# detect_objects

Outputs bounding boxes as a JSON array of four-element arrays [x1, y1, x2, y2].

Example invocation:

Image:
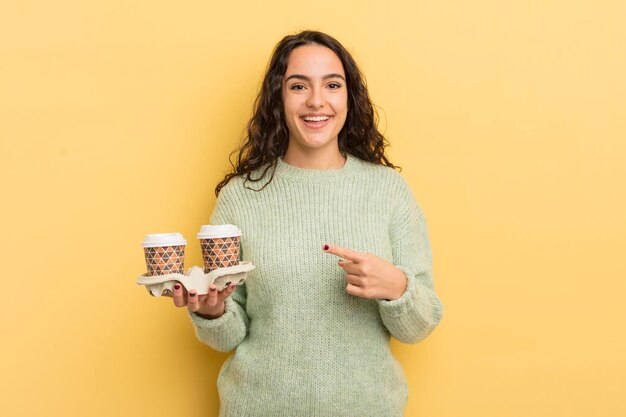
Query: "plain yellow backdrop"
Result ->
[[1, 1, 625, 416]]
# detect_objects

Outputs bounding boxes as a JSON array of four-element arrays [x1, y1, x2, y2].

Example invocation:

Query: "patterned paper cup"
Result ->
[[198, 224, 242, 273], [142, 233, 187, 276]]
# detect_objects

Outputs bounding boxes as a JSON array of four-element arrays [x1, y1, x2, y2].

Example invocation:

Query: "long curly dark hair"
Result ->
[[215, 30, 400, 196]]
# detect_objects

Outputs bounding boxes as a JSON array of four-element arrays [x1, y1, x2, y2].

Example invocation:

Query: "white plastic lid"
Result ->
[[197, 224, 242, 239], [142, 233, 187, 248]]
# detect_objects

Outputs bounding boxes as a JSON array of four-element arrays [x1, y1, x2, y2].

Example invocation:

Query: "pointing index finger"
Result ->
[[323, 244, 362, 262]]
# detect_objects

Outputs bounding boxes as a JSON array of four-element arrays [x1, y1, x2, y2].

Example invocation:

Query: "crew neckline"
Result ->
[[275, 153, 360, 181]]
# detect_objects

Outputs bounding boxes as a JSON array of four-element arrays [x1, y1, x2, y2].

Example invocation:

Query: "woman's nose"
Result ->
[[306, 86, 325, 108]]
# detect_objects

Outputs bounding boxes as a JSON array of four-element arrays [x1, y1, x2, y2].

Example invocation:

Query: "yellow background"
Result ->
[[2, 1, 625, 416]]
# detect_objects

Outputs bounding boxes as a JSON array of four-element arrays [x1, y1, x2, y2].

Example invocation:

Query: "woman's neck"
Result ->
[[281, 146, 346, 170]]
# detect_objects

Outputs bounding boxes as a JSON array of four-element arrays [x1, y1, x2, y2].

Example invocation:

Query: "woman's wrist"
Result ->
[[197, 304, 225, 319], [385, 267, 408, 301]]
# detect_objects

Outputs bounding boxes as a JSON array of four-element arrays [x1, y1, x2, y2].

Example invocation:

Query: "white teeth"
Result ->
[[303, 116, 330, 122]]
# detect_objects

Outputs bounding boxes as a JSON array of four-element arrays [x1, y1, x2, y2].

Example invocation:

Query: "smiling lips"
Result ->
[[301, 114, 332, 128]]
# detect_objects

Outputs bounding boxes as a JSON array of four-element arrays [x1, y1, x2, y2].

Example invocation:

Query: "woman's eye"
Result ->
[[328, 82, 342, 89], [290, 84, 305, 91]]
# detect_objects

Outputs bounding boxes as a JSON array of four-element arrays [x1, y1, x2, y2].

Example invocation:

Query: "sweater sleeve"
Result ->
[[187, 183, 250, 352], [377, 175, 444, 344]]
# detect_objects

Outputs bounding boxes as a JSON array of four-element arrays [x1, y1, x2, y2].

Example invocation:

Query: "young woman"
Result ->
[[172, 30, 443, 417]]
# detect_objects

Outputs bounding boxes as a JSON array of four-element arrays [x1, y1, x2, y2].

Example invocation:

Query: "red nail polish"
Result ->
[[174, 284, 181, 290], [189, 292, 196, 297], [323, 244, 329, 251]]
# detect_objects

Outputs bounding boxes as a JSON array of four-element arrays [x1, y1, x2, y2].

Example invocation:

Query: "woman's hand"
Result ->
[[323, 244, 407, 301], [172, 282, 238, 319]]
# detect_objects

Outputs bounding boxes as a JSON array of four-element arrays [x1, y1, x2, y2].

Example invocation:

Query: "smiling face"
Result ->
[[281, 44, 348, 155]]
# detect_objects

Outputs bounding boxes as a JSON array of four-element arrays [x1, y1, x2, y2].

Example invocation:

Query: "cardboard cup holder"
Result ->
[[136, 261, 255, 297]]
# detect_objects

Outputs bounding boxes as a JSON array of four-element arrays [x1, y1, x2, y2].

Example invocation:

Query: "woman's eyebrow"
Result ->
[[285, 73, 346, 82]]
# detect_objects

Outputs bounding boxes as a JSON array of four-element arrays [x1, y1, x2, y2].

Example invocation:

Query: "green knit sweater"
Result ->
[[188, 153, 443, 417]]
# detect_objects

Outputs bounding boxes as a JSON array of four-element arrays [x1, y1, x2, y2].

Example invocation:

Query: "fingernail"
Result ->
[[209, 287, 216, 292], [189, 292, 196, 297], [323, 244, 329, 251], [229, 284, 236, 290], [174, 284, 181, 290]]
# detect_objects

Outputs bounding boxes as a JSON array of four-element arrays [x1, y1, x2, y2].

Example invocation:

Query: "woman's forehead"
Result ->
[[285, 45, 345, 78]]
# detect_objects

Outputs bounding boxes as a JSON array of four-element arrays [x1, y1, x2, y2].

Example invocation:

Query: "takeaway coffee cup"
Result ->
[[141, 233, 187, 276], [197, 224, 242, 273]]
